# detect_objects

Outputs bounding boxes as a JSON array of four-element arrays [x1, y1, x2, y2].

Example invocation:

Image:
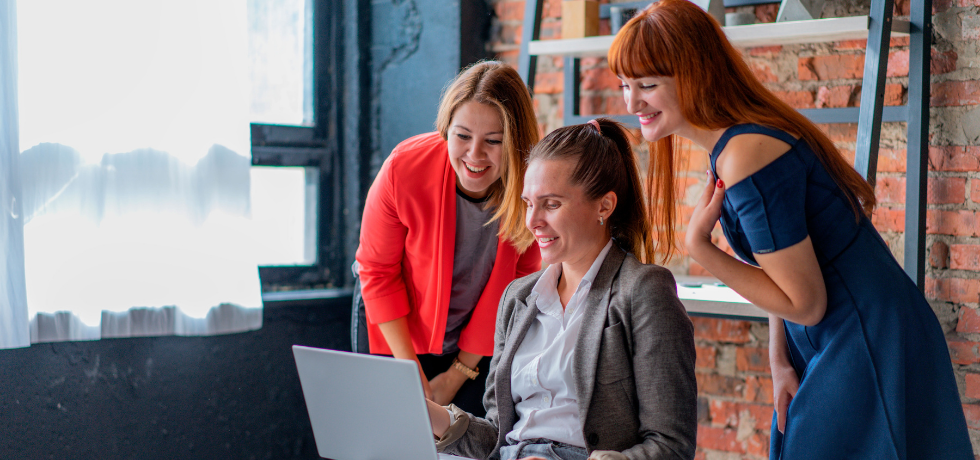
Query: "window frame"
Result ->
[[251, 0, 349, 294]]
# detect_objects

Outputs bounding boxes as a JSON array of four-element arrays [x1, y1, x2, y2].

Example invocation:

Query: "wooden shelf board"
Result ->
[[528, 16, 911, 57]]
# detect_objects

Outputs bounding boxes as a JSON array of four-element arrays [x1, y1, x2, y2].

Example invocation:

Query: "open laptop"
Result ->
[[292, 345, 477, 460]]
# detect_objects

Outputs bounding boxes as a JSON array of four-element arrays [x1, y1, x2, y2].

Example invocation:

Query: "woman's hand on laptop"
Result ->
[[426, 399, 451, 438]]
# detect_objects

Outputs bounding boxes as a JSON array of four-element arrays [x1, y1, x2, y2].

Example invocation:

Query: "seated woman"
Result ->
[[426, 119, 698, 460]]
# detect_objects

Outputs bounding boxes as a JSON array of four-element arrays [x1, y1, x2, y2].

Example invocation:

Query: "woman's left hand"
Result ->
[[685, 171, 726, 256]]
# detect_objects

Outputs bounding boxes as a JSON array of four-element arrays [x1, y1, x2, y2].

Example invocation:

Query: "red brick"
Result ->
[[676, 176, 704, 201], [696, 425, 745, 453], [966, 373, 980, 399], [709, 399, 740, 427], [928, 177, 966, 204], [543, 0, 561, 18], [926, 277, 980, 304], [957, 307, 980, 333], [754, 3, 779, 23], [877, 148, 906, 173], [538, 21, 560, 40], [495, 49, 521, 67], [872, 207, 905, 233], [875, 176, 906, 203], [694, 451, 707, 460], [707, 400, 773, 432], [580, 57, 604, 69], [929, 146, 980, 172], [931, 50, 958, 75], [894, 0, 912, 15], [771, 90, 815, 109], [948, 341, 980, 365], [815, 85, 856, 108], [697, 373, 745, 398], [696, 345, 718, 369], [747, 45, 782, 56], [744, 375, 774, 404], [746, 432, 770, 457], [836, 39, 868, 50], [891, 36, 911, 47], [951, 244, 980, 271], [604, 95, 628, 115], [926, 210, 980, 237], [580, 67, 620, 91], [692, 317, 753, 343], [972, 179, 980, 204], [533, 71, 563, 94], [798, 55, 865, 80], [931, 80, 980, 107], [931, 241, 950, 269], [496, 23, 522, 46], [887, 49, 910, 77], [820, 123, 858, 144], [736, 347, 770, 373], [579, 95, 604, 116], [494, 0, 525, 22], [963, 404, 980, 430], [934, 0, 955, 13], [744, 403, 774, 432], [677, 141, 710, 172], [749, 60, 778, 83], [884, 83, 905, 106]]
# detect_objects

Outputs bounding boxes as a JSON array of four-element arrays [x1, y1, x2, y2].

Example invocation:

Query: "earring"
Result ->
[[599, 216, 604, 226]]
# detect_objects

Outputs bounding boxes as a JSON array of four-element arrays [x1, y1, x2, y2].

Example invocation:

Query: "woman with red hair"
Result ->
[[608, 0, 971, 458]]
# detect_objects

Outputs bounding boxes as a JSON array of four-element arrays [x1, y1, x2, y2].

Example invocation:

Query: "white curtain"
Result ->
[[1, 0, 30, 349], [3, 0, 263, 347]]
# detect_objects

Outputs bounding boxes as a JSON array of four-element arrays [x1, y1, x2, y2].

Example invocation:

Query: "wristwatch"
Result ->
[[451, 358, 479, 380]]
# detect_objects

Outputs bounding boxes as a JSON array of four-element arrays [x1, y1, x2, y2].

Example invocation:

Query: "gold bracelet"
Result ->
[[452, 357, 479, 380]]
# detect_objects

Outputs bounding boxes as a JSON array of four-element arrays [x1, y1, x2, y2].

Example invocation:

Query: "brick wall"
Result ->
[[490, 0, 980, 457]]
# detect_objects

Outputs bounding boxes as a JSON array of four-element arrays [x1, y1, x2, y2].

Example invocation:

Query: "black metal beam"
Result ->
[[563, 57, 581, 123], [905, 0, 932, 289], [853, 0, 895, 187], [518, 0, 545, 90]]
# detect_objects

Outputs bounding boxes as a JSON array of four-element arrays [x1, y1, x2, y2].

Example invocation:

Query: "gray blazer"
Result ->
[[438, 246, 697, 460]]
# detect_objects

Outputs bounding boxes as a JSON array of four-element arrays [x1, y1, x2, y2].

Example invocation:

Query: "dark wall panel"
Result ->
[[0, 298, 351, 460]]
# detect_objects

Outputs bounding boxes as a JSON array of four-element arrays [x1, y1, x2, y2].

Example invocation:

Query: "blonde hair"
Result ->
[[435, 61, 539, 251]]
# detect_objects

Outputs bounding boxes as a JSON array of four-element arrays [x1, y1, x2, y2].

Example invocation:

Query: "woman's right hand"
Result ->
[[769, 316, 799, 433], [771, 357, 799, 433]]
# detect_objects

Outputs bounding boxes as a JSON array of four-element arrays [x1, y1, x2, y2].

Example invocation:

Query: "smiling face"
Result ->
[[446, 101, 505, 200], [522, 158, 613, 272], [620, 75, 686, 143]]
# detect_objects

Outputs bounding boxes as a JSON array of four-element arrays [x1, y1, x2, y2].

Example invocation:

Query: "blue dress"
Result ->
[[709, 124, 973, 459]]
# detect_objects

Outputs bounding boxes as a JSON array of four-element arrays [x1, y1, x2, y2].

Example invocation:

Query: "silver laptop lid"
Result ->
[[292, 345, 440, 460]]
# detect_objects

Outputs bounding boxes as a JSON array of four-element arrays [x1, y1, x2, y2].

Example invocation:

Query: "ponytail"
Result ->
[[529, 118, 658, 263]]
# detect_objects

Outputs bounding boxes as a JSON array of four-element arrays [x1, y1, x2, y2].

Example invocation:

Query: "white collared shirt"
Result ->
[[505, 239, 614, 448]]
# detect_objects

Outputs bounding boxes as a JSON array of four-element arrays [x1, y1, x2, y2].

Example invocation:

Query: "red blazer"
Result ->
[[356, 132, 541, 356]]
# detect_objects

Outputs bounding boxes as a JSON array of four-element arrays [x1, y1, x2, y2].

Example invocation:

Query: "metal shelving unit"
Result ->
[[517, 0, 932, 318]]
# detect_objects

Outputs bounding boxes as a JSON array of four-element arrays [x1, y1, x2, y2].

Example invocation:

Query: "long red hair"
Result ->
[[608, 0, 876, 263]]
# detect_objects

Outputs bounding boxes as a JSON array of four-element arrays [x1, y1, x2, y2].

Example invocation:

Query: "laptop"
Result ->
[[292, 345, 477, 460]]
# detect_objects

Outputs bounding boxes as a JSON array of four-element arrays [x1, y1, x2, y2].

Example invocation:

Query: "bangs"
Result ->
[[608, 13, 674, 79]]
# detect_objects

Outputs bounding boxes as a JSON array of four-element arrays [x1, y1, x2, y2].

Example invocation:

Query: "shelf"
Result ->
[[674, 276, 768, 321], [527, 15, 911, 57]]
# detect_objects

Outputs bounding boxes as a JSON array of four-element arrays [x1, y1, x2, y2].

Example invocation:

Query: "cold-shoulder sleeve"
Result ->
[[724, 155, 808, 255]]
